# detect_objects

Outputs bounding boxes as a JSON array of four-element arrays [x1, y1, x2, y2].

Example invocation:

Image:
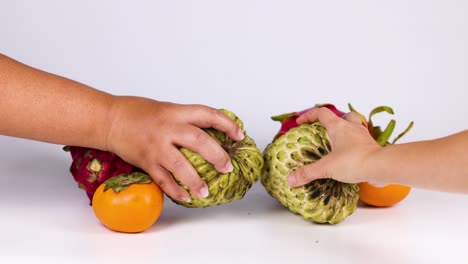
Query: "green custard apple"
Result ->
[[173, 109, 264, 208], [262, 119, 359, 224]]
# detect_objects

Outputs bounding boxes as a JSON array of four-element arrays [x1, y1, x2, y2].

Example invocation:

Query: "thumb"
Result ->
[[342, 112, 364, 125], [287, 155, 335, 187]]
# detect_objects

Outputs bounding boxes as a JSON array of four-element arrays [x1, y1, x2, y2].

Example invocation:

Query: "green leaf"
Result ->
[[347, 103, 358, 113], [103, 172, 152, 193], [377, 120, 396, 146], [271, 112, 297, 122], [368, 106, 394, 128], [391, 121, 414, 145]]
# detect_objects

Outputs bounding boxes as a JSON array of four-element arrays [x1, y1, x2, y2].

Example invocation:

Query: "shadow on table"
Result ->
[[149, 184, 285, 231], [0, 142, 81, 207]]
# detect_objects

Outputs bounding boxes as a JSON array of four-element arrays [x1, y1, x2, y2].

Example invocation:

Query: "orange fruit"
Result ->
[[92, 172, 164, 233], [358, 182, 411, 207]]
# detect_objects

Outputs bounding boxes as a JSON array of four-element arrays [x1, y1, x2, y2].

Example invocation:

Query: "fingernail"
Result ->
[[181, 196, 191, 203], [287, 174, 297, 186], [237, 129, 245, 140], [224, 161, 233, 172], [199, 187, 209, 198]]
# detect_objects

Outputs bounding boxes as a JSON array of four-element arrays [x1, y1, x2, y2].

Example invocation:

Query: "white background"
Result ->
[[1, 1, 467, 263]]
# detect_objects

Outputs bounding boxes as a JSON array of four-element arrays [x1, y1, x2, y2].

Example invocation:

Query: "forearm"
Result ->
[[367, 131, 468, 193], [0, 54, 114, 150]]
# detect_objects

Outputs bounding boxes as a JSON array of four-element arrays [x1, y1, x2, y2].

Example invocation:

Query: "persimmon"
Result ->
[[358, 182, 411, 207], [92, 172, 164, 233]]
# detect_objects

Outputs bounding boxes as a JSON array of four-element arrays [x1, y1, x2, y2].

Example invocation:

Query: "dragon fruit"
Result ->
[[261, 103, 413, 224], [64, 146, 138, 202]]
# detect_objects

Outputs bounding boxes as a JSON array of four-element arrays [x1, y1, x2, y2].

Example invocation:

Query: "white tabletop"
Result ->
[[1, 137, 467, 264]]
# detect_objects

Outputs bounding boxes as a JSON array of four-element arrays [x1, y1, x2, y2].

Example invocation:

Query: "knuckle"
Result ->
[[172, 158, 185, 170], [347, 112, 359, 119], [192, 130, 207, 144], [213, 108, 231, 122], [318, 107, 331, 115], [317, 109, 331, 121], [152, 172, 187, 198], [220, 153, 230, 165], [179, 171, 204, 190], [209, 141, 229, 159], [185, 174, 204, 188], [191, 182, 205, 192], [154, 177, 168, 189], [228, 118, 239, 130], [167, 157, 201, 187], [198, 105, 214, 115], [344, 112, 360, 123], [210, 107, 222, 117], [213, 153, 230, 168], [302, 111, 313, 120]]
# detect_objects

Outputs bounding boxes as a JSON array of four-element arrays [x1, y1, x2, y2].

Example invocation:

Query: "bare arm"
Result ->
[[0, 54, 112, 149], [369, 131, 468, 192], [288, 107, 468, 193], [0, 53, 244, 201]]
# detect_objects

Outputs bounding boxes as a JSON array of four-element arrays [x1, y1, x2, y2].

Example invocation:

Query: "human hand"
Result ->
[[287, 107, 383, 187], [105, 96, 244, 202]]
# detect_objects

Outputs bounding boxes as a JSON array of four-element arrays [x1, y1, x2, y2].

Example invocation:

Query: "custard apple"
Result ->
[[173, 109, 264, 208], [261, 122, 359, 224]]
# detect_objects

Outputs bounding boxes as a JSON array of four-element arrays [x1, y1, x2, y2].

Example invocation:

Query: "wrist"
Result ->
[[361, 146, 389, 186], [100, 94, 118, 152]]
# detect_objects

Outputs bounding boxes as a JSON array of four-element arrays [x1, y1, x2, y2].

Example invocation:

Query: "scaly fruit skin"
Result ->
[[261, 122, 359, 224], [262, 103, 414, 221], [172, 109, 264, 208], [65, 146, 138, 202]]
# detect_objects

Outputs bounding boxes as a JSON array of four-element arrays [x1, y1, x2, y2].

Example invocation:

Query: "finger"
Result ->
[[296, 107, 340, 130], [287, 156, 333, 187], [174, 127, 233, 173], [162, 148, 209, 199], [186, 105, 244, 141], [147, 165, 192, 203], [343, 112, 364, 125]]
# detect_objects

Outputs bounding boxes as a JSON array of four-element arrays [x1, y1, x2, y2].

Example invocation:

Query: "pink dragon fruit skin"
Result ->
[[70, 157, 99, 201], [64, 146, 139, 203], [272, 104, 345, 139]]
